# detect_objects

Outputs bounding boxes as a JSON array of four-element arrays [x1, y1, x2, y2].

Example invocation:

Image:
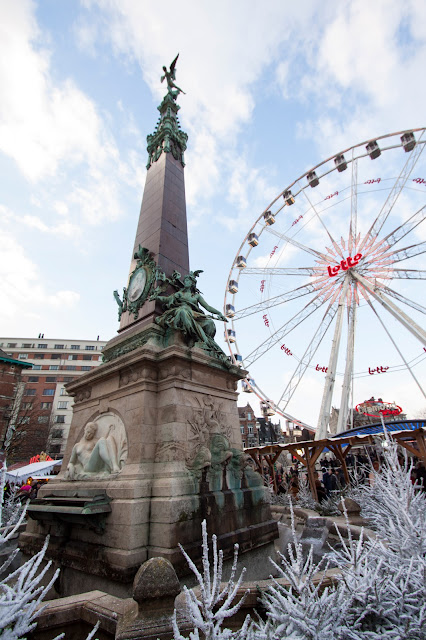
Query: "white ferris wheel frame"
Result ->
[[223, 128, 426, 437]]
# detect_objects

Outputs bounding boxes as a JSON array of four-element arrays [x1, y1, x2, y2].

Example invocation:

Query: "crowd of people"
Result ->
[[261, 449, 426, 501], [3, 477, 48, 503]]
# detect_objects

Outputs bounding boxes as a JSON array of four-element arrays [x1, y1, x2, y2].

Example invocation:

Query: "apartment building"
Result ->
[[238, 403, 258, 448], [0, 336, 107, 462]]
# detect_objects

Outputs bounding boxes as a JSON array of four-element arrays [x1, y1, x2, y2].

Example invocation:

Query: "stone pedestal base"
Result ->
[[20, 325, 278, 597]]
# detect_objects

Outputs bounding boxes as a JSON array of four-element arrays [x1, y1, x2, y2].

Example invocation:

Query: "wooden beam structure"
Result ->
[[245, 427, 426, 497]]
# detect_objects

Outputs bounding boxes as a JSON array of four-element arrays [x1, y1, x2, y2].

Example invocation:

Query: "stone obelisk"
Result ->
[[21, 57, 277, 598]]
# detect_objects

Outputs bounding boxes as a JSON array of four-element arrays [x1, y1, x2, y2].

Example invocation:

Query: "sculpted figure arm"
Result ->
[[197, 295, 227, 322], [64, 444, 80, 480]]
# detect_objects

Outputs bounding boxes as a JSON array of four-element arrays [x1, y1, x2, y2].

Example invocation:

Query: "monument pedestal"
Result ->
[[20, 325, 277, 597]]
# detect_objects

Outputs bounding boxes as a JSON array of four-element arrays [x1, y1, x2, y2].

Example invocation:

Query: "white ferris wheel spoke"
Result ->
[[382, 205, 426, 247], [352, 271, 426, 345], [244, 293, 327, 367], [364, 297, 426, 401], [391, 269, 426, 279], [387, 241, 426, 264], [349, 155, 358, 250], [302, 189, 344, 258], [316, 277, 350, 440], [233, 282, 317, 320], [381, 285, 426, 315], [240, 267, 319, 276], [358, 141, 425, 253], [265, 226, 329, 261], [278, 301, 338, 409]]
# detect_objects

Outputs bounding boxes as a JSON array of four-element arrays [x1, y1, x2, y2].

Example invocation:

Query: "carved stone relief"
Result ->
[[154, 441, 187, 463], [185, 394, 233, 468], [64, 413, 128, 481], [74, 387, 92, 403], [119, 365, 157, 387]]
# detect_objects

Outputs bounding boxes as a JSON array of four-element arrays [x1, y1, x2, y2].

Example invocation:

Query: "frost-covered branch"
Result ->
[[173, 519, 251, 640]]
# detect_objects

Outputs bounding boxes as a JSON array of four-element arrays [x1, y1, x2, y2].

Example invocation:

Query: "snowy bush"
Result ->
[[0, 466, 100, 640], [174, 440, 426, 639], [295, 475, 318, 511], [317, 493, 341, 517], [173, 519, 251, 640], [0, 466, 60, 640], [0, 493, 23, 530]]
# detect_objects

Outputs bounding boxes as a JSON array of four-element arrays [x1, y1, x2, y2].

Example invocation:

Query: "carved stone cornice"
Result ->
[[102, 326, 163, 363]]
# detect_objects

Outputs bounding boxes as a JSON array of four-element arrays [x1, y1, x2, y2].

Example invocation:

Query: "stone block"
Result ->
[[103, 547, 148, 570]]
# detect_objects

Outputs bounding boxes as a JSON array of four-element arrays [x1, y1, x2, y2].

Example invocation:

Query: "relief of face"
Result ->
[[84, 422, 97, 440]]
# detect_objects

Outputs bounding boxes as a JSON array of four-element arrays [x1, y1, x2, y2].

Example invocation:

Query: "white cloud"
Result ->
[[0, 2, 116, 182], [0, 228, 80, 328], [296, 1, 426, 154], [21, 215, 81, 237], [53, 201, 69, 216], [80, 0, 321, 212]]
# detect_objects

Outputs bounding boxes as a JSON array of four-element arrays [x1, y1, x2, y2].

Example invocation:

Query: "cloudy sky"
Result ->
[[1, 0, 425, 425]]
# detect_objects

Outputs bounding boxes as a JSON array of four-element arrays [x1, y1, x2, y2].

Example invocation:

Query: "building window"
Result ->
[[71, 345, 80, 350], [51, 354, 61, 359], [28, 376, 39, 382], [58, 401, 68, 409], [59, 387, 67, 395], [55, 415, 65, 423], [82, 355, 92, 360], [24, 389, 36, 396], [41, 402, 52, 409], [50, 444, 61, 454], [98, 356, 102, 361], [18, 416, 30, 424], [38, 416, 49, 423], [22, 343, 32, 348], [247, 412, 252, 420], [54, 345, 64, 349], [21, 402, 33, 410], [43, 389, 55, 396], [32, 365, 42, 370], [240, 426, 245, 434], [34, 354, 44, 359], [63, 377, 75, 382], [45, 377, 57, 382], [7, 343, 17, 348], [52, 430, 63, 439], [81, 366, 91, 371], [85, 346, 95, 350], [248, 425, 253, 434], [38, 344, 47, 349], [18, 353, 28, 360], [49, 365, 59, 370], [65, 366, 76, 371]]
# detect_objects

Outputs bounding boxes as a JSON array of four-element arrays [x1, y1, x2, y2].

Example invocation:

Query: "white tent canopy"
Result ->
[[5, 460, 62, 485]]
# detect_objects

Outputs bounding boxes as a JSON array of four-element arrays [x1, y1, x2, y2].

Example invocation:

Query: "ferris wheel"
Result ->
[[224, 129, 426, 438]]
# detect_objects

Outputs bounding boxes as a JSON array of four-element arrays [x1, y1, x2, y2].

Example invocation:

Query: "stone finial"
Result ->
[[132, 557, 181, 604]]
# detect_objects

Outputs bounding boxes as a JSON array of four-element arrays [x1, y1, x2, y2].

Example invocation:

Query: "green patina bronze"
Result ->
[[161, 54, 185, 99], [150, 269, 231, 366], [146, 55, 188, 169], [102, 324, 163, 363], [113, 246, 157, 321]]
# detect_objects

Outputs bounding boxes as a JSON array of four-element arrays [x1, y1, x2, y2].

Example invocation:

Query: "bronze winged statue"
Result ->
[[161, 53, 186, 99]]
